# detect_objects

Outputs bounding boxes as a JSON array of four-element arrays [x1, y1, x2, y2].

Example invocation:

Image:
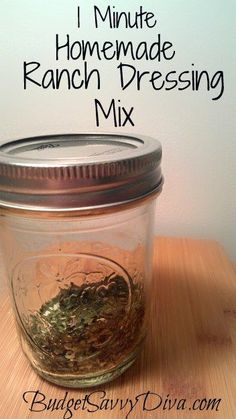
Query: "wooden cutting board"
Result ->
[[0, 237, 236, 419]]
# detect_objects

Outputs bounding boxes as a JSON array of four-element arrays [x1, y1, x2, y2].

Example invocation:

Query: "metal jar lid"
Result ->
[[0, 133, 163, 211]]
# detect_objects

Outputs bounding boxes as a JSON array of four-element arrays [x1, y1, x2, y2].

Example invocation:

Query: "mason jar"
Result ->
[[0, 133, 163, 387]]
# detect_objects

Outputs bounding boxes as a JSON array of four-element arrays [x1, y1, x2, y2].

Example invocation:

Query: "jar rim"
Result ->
[[0, 133, 163, 211]]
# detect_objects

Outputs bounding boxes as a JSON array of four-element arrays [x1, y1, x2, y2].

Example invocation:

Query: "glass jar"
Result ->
[[0, 133, 163, 387]]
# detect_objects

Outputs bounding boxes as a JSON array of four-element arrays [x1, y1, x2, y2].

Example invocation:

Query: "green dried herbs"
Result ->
[[24, 274, 145, 376]]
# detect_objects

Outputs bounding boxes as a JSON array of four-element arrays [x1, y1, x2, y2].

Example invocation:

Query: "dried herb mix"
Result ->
[[23, 273, 145, 376]]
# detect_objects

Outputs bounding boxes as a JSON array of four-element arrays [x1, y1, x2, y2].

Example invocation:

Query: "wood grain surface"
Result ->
[[0, 237, 236, 419]]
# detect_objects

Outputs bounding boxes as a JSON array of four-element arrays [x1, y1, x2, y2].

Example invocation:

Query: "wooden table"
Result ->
[[0, 237, 236, 418]]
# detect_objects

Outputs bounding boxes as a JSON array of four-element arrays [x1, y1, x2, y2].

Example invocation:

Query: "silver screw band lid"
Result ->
[[0, 133, 163, 211]]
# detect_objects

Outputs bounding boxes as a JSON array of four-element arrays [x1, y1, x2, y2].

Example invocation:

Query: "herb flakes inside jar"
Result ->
[[25, 273, 145, 375]]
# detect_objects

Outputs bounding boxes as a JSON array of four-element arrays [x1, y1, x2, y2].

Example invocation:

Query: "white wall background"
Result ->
[[0, 0, 236, 258]]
